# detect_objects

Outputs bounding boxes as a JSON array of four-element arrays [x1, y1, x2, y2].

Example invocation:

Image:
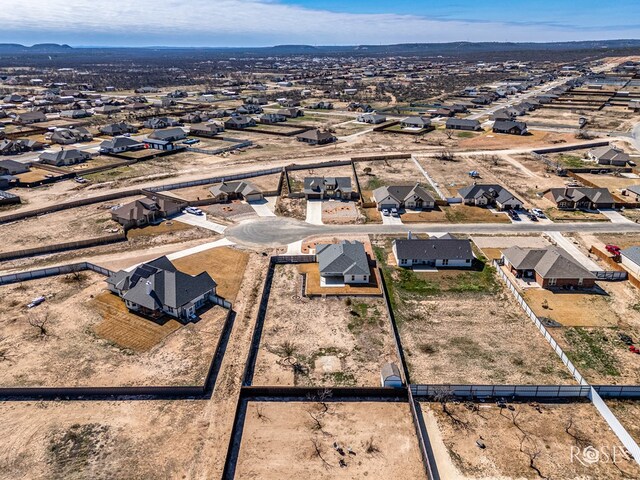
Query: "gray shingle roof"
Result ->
[[621, 246, 640, 266], [503, 246, 596, 279], [303, 176, 352, 194], [457, 184, 521, 205], [317, 240, 370, 277], [394, 238, 473, 261], [373, 184, 434, 205]]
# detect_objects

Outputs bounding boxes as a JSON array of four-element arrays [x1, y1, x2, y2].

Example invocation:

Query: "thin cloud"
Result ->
[[0, 0, 638, 46]]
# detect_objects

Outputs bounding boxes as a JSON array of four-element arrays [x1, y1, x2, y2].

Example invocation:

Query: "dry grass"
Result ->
[[93, 291, 182, 352], [545, 208, 610, 222], [172, 246, 249, 301], [444, 205, 511, 223], [126, 220, 195, 238], [523, 287, 618, 327]]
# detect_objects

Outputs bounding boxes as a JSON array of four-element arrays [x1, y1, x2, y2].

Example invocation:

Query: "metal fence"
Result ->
[[411, 384, 591, 399], [594, 270, 628, 281], [144, 167, 284, 193], [0, 262, 113, 286], [493, 260, 588, 386]]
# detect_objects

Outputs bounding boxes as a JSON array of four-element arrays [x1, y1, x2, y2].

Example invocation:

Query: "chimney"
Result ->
[[407, 231, 412, 240]]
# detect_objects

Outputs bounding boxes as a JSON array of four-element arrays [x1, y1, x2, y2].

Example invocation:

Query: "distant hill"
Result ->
[[0, 43, 72, 53]]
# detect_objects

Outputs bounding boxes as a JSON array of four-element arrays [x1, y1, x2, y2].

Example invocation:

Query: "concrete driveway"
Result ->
[[249, 197, 277, 217], [305, 199, 324, 225], [545, 231, 602, 272], [173, 212, 227, 234], [600, 209, 634, 224], [382, 213, 403, 225]]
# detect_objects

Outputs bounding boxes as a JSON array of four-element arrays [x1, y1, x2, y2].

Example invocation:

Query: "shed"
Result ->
[[380, 363, 403, 388]]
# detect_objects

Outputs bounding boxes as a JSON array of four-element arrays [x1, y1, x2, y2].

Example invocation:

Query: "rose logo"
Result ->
[[582, 446, 600, 465]]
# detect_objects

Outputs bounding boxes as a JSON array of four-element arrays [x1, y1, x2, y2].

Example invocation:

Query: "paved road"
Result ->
[[225, 217, 640, 247], [173, 212, 228, 234], [545, 231, 602, 272]]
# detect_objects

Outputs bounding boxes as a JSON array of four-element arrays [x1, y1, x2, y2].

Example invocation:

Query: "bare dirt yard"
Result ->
[[253, 264, 399, 387], [375, 240, 575, 385], [275, 195, 306, 220], [0, 198, 137, 253], [167, 173, 282, 202], [353, 157, 430, 201], [0, 270, 229, 387], [607, 400, 640, 446], [424, 401, 640, 479], [0, 399, 210, 480], [458, 130, 577, 151], [235, 401, 427, 480], [321, 200, 360, 224]]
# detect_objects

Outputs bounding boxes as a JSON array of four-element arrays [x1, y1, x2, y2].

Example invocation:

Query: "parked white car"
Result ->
[[381, 209, 390, 216], [184, 207, 203, 215]]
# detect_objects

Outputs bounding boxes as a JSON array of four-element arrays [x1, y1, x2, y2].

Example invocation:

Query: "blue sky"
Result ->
[[0, 0, 638, 47]]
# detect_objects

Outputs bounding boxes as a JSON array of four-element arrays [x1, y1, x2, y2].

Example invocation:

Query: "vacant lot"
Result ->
[[607, 400, 640, 446], [574, 172, 640, 193], [0, 199, 131, 253], [377, 245, 575, 385], [321, 200, 360, 224], [235, 402, 426, 480], [545, 208, 610, 222], [353, 158, 428, 201], [0, 271, 228, 387], [253, 264, 398, 387], [0, 399, 208, 480], [424, 401, 640, 479], [458, 130, 576, 150]]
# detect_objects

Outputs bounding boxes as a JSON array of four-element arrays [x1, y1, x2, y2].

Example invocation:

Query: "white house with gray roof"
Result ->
[[316, 240, 370, 285], [393, 238, 474, 268], [106, 256, 217, 320], [373, 184, 435, 211]]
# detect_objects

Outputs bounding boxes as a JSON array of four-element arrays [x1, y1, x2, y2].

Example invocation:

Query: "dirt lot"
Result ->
[[207, 201, 257, 221], [298, 263, 382, 296], [253, 264, 399, 387], [458, 130, 577, 151], [322, 200, 360, 224], [545, 207, 610, 222], [0, 197, 141, 253], [424, 401, 640, 479], [574, 172, 640, 193], [607, 400, 640, 446], [377, 246, 575, 385], [0, 399, 209, 480], [0, 272, 228, 387], [353, 158, 429, 201], [275, 195, 306, 220], [235, 401, 427, 480]]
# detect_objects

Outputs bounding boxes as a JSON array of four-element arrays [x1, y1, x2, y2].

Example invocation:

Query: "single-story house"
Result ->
[[380, 363, 403, 388], [373, 184, 435, 211], [544, 187, 615, 210], [458, 184, 523, 210], [50, 127, 93, 145], [60, 109, 91, 119], [588, 146, 630, 166], [100, 122, 138, 136], [303, 176, 353, 200], [493, 119, 528, 135], [626, 185, 640, 202], [99, 136, 144, 154], [296, 129, 337, 145], [106, 256, 217, 321], [280, 107, 304, 118], [620, 247, 640, 277], [308, 101, 333, 110], [144, 117, 181, 129], [358, 113, 387, 124], [316, 240, 371, 285], [445, 118, 482, 131], [209, 181, 263, 202], [393, 237, 474, 268], [0, 159, 29, 175], [502, 246, 597, 289], [16, 111, 46, 124], [111, 196, 183, 229], [400, 116, 431, 129], [259, 113, 286, 124], [144, 127, 188, 150], [224, 115, 256, 129], [39, 148, 90, 166], [189, 122, 225, 137]]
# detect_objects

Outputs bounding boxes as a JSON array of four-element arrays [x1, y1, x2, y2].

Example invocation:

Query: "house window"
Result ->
[[401, 259, 407, 265], [351, 275, 355, 281], [466, 259, 471, 263], [578, 278, 583, 286], [442, 259, 449, 266], [548, 278, 557, 286]]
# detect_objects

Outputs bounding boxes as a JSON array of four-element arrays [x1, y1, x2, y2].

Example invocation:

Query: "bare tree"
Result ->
[[310, 437, 332, 469], [433, 386, 467, 429], [28, 311, 51, 339], [445, 129, 454, 140]]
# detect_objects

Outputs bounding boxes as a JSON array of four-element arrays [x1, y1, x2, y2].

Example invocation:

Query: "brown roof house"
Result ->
[[544, 187, 615, 210], [111, 196, 183, 230], [502, 246, 596, 289], [209, 180, 264, 202], [106, 256, 217, 321]]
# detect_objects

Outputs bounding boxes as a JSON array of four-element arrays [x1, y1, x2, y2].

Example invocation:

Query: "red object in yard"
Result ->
[[605, 244, 621, 256], [630, 346, 640, 354]]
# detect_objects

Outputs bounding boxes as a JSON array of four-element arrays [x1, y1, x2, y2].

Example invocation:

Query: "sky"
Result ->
[[0, 0, 639, 47]]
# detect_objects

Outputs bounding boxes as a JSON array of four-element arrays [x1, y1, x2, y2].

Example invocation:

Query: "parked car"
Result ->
[[391, 208, 399, 217], [184, 206, 203, 215], [508, 210, 520, 221], [381, 209, 390, 216], [527, 213, 538, 222], [182, 138, 200, 145], [531, 208, 545, 218], [74, 176, 87, 183]]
